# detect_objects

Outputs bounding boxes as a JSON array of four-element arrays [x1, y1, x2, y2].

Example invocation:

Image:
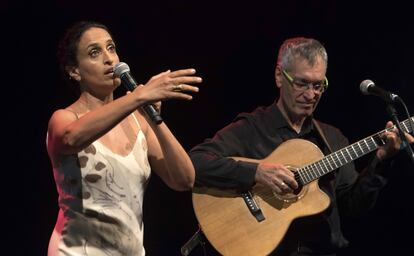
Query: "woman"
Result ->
[[47, 21, 202, 255]]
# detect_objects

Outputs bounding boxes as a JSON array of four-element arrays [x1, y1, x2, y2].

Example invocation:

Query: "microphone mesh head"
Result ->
[[360, 79, 375, 95], [113, 62, 130, 78]]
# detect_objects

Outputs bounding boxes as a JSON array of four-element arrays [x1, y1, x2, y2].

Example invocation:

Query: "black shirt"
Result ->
[[190, 102, 388, 255]]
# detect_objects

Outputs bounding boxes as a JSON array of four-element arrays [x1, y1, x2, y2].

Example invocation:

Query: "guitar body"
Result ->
[[192, 139, 331, 256]]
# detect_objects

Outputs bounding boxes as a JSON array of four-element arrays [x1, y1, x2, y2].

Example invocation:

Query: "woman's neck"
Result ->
[[77, 92, 114, 111]]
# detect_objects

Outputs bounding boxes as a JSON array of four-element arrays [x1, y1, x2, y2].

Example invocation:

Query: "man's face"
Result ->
[[276, 56, 327, 120]]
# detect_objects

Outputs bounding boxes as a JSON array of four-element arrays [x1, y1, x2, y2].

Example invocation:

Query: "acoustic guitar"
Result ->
[[192, 117, 413, 256]]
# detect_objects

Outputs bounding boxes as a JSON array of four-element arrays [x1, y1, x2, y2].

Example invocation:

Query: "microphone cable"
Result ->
[[395, 97, 414, 136], [390, 96, 414, 163]]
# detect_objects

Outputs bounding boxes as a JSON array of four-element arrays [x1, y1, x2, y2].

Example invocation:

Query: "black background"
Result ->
[[2, 0, 414, 255]]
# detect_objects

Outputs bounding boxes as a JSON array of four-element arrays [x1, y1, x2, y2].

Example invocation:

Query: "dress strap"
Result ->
[[131, 112, 141, 129], [65, 108, 80, 119]]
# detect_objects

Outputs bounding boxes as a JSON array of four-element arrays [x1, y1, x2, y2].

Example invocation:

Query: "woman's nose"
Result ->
[[103, 50, 115, 65]]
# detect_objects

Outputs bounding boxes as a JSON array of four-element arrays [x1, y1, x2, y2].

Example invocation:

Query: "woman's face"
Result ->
[[69, 27, 120, 96]]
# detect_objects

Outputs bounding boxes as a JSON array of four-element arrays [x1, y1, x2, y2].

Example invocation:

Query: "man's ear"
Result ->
[[275, 65, 283, 89], [66, 66, 81, 82]]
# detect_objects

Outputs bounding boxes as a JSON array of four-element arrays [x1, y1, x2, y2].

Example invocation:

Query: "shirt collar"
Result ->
[[271, 102, 314, 135]]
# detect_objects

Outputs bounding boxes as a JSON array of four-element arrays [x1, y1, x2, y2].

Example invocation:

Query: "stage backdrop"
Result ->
[[2, 1, 413, 255]]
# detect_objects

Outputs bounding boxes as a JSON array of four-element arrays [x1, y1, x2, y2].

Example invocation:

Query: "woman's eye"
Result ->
[[89, 49, 100, 58], [108, 44, 116, 52]]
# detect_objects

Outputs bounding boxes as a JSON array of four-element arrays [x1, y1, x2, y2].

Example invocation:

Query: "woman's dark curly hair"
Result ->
[[57, 21, 112, 84]]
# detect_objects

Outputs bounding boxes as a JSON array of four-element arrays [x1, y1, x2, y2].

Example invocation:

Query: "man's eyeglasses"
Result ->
[[282, 69, 329, 93]]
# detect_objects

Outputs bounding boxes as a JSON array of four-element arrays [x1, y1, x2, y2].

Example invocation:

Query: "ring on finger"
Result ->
[[172, 84, 183, 91]]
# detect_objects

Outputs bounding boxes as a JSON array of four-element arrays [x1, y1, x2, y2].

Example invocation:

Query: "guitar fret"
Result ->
[[307, 166, 314, 182], [325, 157, 332, 170], [303, 166, 311, 182], [321, 161, 327, 175], [326, 156, 333, 169], [317, 161, 324, 176], [297, 169, 305, 184], [362, 141, 369, 152], [350, 144, 357, 158], [366, 139, 373, 151], [373, 133, 385, 146], [309, 165, 316, 181], [322, 159, 329, 172], [367, 140, 373, 150], [405, 119, 411, 133], [313, 163, 320, 177], [300, 169, 307, 184], [307, 165, 314, 181], [301, 166, 308, 182], [334, 155, 340, 168], [357, 142, 364, 155], [330, 155, 338, 169], [350, 145, 358, 159], [340, 152, 346, 164], [296, 169, 301, 183], [340, 150, 349, 163], [371, 141, 377, 149], [369, 137, 377, 148], [361, 142, 366, 152], [298, 168, 305, 183], [402, 119, 407, 132], [361, 142, 367, 153], [403, 121, 408, 133], [329, 154, 336, 170], [314, 163, 321, 177], [335, 152, 343, 166], [315, 163, 321, 177], [328, 158, 334, 171], [305, 166, 312, 181], [335, 153, 342, 166], [345, 147, 354, 160], [309, 164, 317, 180], [302, 169, 308, 184], [363, 139, 370, 151], [369, 137, 377, 150], [349, 148, 355, 159], [356, 143, 363, 155]]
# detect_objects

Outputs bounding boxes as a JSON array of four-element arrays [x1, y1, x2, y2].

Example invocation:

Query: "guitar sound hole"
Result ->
[[272, 183, 307, 203], [293, 184, 303, 195]]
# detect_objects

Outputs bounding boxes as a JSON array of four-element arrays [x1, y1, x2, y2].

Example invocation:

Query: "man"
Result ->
[[189, 37, 414, 255]]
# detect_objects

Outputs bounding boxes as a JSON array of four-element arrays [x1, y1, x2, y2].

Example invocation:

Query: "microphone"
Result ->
[[113, 62, 163, 124], [360, 79, 399, 103]]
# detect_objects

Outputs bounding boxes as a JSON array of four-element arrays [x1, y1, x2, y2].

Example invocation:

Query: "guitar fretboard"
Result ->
[[295, 117, 414, 185]]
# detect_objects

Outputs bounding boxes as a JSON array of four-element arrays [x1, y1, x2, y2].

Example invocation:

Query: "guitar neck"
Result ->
[[297, 117, 414, 185]]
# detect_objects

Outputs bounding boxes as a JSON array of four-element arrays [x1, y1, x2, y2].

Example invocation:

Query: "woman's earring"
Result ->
[[69, 76, 80, 82]]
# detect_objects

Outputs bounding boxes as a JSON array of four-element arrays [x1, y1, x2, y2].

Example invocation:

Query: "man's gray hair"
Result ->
[[277, 37, 328, 72]]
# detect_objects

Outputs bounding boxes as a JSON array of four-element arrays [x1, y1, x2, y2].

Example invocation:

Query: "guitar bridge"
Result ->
[[241, 191, 265, 222]]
